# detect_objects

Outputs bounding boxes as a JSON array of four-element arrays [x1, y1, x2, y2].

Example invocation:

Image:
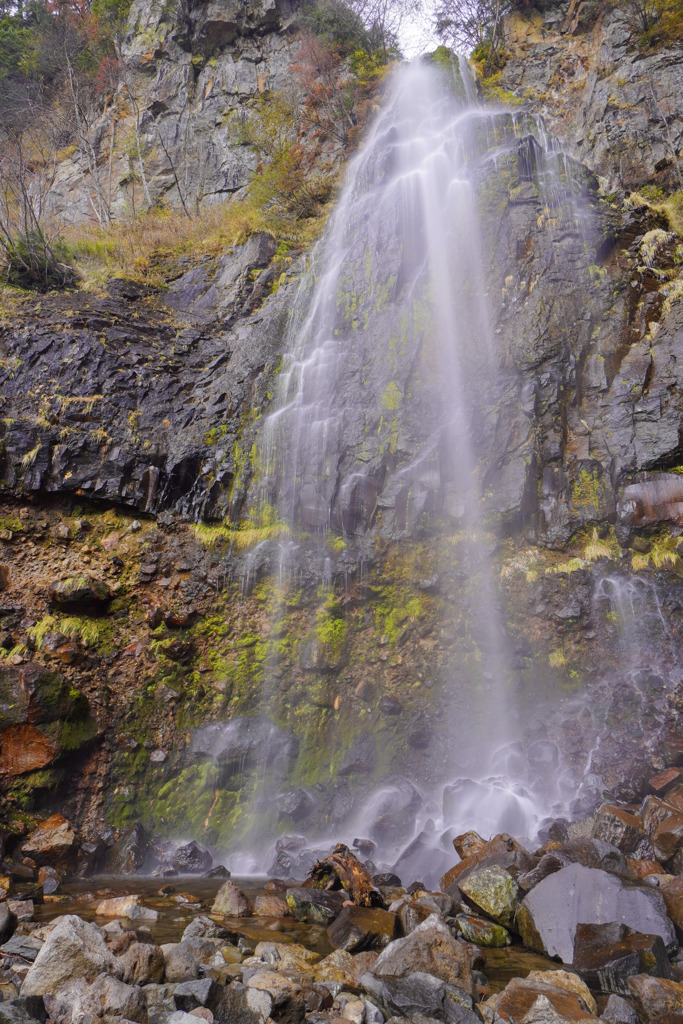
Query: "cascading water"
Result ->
[[209, 58, 602, 880]]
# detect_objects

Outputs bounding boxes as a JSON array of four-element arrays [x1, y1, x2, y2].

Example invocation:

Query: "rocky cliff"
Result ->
[[0, 0, 682, 865]]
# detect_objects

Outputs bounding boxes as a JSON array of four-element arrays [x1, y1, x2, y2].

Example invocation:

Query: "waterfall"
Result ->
[[213, 58, 598, 879]]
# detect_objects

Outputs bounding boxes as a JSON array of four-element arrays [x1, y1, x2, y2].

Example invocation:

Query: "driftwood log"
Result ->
[[307, 843, 383, 906]]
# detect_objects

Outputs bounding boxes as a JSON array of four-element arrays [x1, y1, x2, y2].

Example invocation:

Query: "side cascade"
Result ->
[[213, 57, 604, 881]]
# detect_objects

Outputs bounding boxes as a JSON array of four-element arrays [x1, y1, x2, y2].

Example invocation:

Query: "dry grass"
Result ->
[[62, 195, 330, 291]]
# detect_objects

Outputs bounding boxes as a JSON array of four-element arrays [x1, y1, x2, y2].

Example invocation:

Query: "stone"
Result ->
[[8, 900, 33, 922], [453, 832, 486, 860], [245, 971, 305, 1024], [96, 895, 159, 921], [662, 876, 683, 936], [0, 997, 46, 1024], [361, 970, 478, 1024], [456, 913, 510, 947], [181, 916, 229, 941], [0, 725, 58, 777], [45, 973, 146, 1024], [372, 913, 476, 995], [211, 880, 253, 917], [593, 806, 652, 859], [118, 942, 165, 985], [100, 822, 150, 874], [601, 994, 640, 1024], [253, 941, 320, 973], [627, 976, 683, 1020], [21, 814, 77, 871], [21, 916, 120, 996], [142, 982, 177, 1022], [651, 769, 683, 794], [327, 905, 398, 952], [285, 887, 345, 925], [495, 972, 599, 1024], [48, 576, 111, 611], [174, 979, 222, 1012], [213, 983, 272, 1024], [516, 864, 676, 964], [0, 903, 17, 944], [573, 922, 672, 994], [458, 865, 521, 928], [654, 816, 683, 863], [440, 834, 531, 895], [253, 895, 289, 917], [161, 942, 203, 983], [172, 842, 213, 874]]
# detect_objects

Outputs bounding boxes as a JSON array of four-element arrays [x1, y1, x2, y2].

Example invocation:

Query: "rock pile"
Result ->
[[5, 783, 683, 1021]]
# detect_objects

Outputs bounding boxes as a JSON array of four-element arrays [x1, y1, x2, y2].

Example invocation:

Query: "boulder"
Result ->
[[142, 982, 177, 1022], [593, 806, 651, 859], [245, 971, 305, 1024], [654, 816, 683, 863], [453, 832, 486, 860], [627, 976, 683, 1020], [327, 905, 398, 952], [458, 865, 521, 928], [22, 915, 120, 996], [213, 983, 272, 1024], [253, 895, 289, 917], [48, 576, 111, 611], [361, 970, 479, 1023], [45, 973, 146, 1024], [285, 888, 345, 925], [601, 994, 640, 1024], [573, 922, 671, 994], [181, 916, 229, 941], [372, 914, 476, 995], [100, 822, 150, 874], [516, 864, 676, 964], [96, 895, 158, 922], [456, 913, 510, 947], [440, 834, 531, 896], [0, 903, 17, 944], [211, 880, 253, 917], [494, 971, 599, 1024], [661, 876, 683, 936], [174, 979, 222, 1012], [171, 842, 213, 874], [0, 998, 46, 1024], [21, 815, 78, 871], [118, 942, 165, 985], [161, 942, 203, 983]]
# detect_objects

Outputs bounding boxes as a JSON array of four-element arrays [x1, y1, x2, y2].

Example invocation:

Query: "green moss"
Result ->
[[315, 611, 346, 658], [570, 468, 610, 516]]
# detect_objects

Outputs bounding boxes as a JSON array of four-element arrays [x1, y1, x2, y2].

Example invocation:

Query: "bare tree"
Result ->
[[433, 0, 516, 57]]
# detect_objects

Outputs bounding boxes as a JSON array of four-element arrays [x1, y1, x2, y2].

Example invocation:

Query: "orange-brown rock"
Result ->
[[254, 895, 289, 918], [0, 724, 58, 777], [650, 768, 683, 794], [440, 834, 531, 894], [21, 813, 78, 869], [627, 976, 683, 1020], [628, 859, 666, 879], [496, 972, 599, 1023], [654, 815, 683, 862], [661, 876, 683, 936], [453, 831, 486, 860]]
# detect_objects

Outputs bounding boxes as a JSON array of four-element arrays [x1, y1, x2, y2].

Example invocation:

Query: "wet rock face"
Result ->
[[500, 2, 683, 191], [0, 236, 291, 523]]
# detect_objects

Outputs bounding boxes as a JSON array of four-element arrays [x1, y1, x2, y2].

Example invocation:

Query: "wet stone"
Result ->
[[285, 888, 345, 926], [327, 905, 398, 953], [516, 863, 676, 964], [211, 880, 253, 918], [458, 864, 521, 928], [456, 913, 511, 948], [573, 922, 672, 994]]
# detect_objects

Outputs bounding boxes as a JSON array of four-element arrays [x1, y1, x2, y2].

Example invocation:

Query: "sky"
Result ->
[[399, 4, 441, 57]]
